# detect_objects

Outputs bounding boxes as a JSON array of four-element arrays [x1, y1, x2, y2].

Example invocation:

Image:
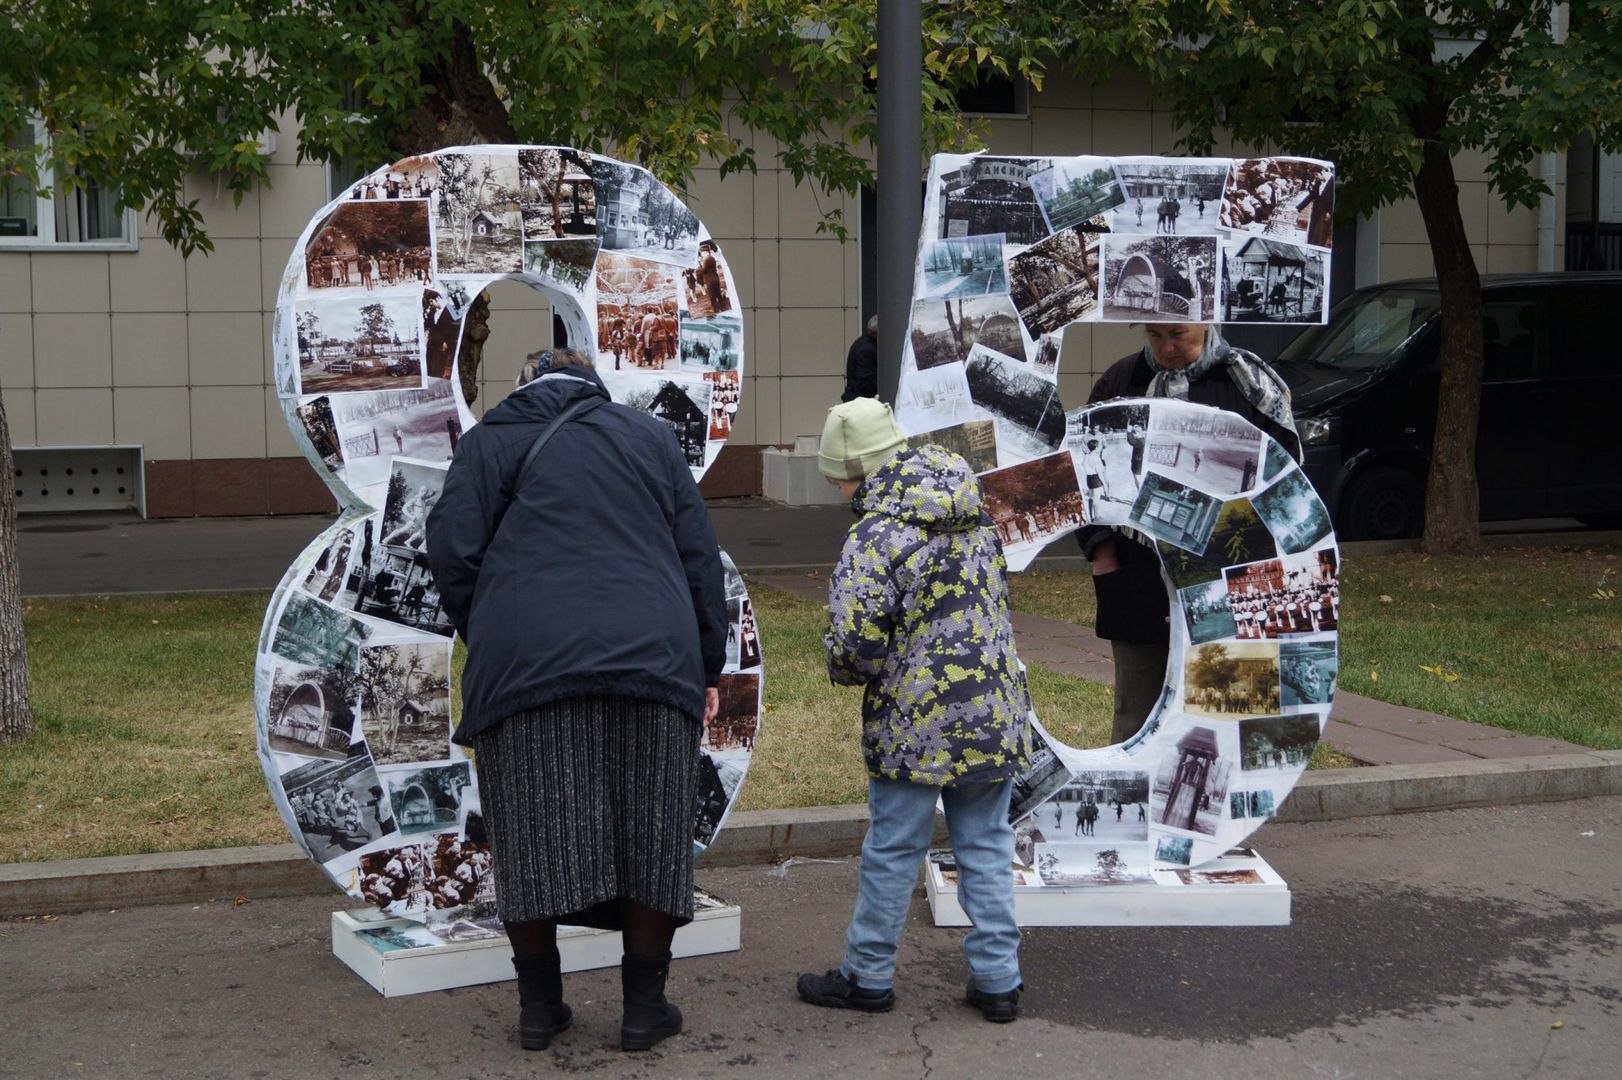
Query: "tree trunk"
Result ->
[[0, 386, 34, 744], [1412, 138, 1485, 554]]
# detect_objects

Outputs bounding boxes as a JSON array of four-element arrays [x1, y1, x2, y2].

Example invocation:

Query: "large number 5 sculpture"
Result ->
[[256, 146, 759, 922]]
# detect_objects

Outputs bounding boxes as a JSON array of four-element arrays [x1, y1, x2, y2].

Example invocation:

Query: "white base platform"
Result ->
[[925, 847, 1291, 927], [332, 895, 742, 997]]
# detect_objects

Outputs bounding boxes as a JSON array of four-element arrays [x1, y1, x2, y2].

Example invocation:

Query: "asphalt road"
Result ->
[[3, 798, 1617, 1079]]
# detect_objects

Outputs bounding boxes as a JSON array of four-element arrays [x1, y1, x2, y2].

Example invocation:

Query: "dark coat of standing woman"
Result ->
[[842, 315, 879, 401], [426, 350, 726, 1054], [1076, 323, 1300, 745]]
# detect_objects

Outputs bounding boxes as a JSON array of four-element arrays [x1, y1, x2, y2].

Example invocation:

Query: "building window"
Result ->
[[0, 119, 136, 248]]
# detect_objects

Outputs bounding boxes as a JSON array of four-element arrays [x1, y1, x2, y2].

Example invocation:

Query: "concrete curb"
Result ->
[[5, 751, 1620, 918]]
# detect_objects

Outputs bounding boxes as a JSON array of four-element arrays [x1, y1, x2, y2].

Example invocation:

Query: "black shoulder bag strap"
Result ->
[[499, 396, 605, 506]]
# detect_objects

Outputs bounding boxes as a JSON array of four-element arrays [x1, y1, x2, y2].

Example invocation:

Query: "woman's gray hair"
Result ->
[[516, 347, 595, 387]]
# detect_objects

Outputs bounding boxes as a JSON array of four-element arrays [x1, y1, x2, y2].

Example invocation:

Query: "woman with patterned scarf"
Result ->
[[1075, 323, 1302, 745]]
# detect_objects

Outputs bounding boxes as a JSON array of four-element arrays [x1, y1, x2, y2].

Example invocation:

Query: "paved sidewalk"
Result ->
[[752, 570, 1592, 769]]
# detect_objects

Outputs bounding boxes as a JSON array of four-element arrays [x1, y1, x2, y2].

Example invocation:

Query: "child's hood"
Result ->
[[855, 445, 985, 530]]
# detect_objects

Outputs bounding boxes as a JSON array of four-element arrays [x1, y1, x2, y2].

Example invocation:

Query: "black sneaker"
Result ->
[[796, 969, 896, 1013], [964, 980, 1021, 1023]]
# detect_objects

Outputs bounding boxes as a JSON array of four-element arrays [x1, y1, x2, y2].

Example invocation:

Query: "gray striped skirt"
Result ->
[[471, 694, 701, 929]]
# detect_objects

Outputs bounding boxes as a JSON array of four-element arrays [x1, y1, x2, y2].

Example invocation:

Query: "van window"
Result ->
[[1480, 297, 1542, 382], [1276, 288, 1438, 371], [1546, 288, 1613, 378]]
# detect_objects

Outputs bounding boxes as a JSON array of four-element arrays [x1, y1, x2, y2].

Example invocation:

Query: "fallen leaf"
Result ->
[[233, 895, 252, 907], [1370, 671, 1379, 683], [1551, 1019, 1564, 1030], [1378, 594, 1393, 604]]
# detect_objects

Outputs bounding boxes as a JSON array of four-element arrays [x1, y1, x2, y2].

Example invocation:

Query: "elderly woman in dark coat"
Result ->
[[1077, 323, 1301, 745], [426, 349, 725, 1053]]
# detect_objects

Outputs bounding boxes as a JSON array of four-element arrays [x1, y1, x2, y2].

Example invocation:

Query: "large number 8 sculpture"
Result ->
[[257, 145, 1338, 920]]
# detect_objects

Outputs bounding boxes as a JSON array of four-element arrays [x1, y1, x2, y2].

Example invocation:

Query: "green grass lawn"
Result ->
[[6, 544, 1613, 863]]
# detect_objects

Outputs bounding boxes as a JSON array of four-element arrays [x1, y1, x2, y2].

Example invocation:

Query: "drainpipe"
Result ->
[[877, 0, 922, 405], [1537, 4, 1567, 272]]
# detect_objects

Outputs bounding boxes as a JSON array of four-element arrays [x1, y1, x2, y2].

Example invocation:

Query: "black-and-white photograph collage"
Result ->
[[696, 551, 763, 852]]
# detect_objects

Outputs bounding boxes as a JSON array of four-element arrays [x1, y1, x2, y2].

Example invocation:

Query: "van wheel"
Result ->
[[1341, 467, 1424, 540]]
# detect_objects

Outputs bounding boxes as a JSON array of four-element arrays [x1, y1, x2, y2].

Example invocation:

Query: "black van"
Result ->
[[1271, 272, 1622, 539]]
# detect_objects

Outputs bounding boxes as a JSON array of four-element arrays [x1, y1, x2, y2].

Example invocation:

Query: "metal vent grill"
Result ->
[[12, 446, 143, 513]]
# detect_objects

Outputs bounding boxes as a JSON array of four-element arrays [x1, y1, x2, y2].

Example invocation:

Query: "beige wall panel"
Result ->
[[189, 312, 266, 386], [751, 239, 781, 309], [1381, 197, 1425, 240], [745, 307, 780, 378], [718, 242, 754, 310], [111, 313, 189, 386], [1485, 245, 1539, 274], [191, 385, 266, 459], [752, 169, 781, 239], [0, 312, 34, 388], [777, 174, 848, 240], [1452, 146, 1492, 184], [1031, 109, 1091, 156], [183, 172, 263, 240], [114, 386, 192, 459], [109, 243, 187, 312], [752, 374, 783, 446], [33, 313, 112, 388], [1151, 110, 1186, 155], [139, 209, 168, 241], [264, 389, 300, 457], [1092, 109, 1156, 155], [260, 238, 300, 310], [0, 256, 32, 312], [1379, 243, 1436, 283], [779, 308, 848, 377], [1058, 371, 1094, 411], [1487, 196, 1540, 247], [2, 386, 36, 445], [265, 110, 303, 167], [1091, 322, 1147, 375], [259, 163, 335, 240], [684, 169, 754, 241], [779, 375, 844, 440], [778, 240, 846, 309], [185, 239, 263, 312], [1039, 68, 1096, 110], [726, 375, 758, 446], [1054, 323, 1090, 380], [1456, 181, 1490, 242], [983, 118, 1033, 156], [35, 387, 114, 444], [1091, 69, 1155, 111], [31, 252, 110, 313]]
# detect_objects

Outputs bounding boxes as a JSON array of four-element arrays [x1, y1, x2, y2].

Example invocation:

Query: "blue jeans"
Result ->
[[841, 777, 1022, 994]]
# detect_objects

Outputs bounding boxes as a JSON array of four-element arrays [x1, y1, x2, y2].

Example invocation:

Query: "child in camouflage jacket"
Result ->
[[795, 398, 1031, 1023]]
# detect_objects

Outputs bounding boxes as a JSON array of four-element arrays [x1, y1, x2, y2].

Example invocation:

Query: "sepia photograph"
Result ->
[[1149, 716, 1234, 837], [978, 451, 1084, 552], [281, 746, 396, 862], [1182, 641, 1282, 719], [387, 762, 472, 836], [895, 360, 974, 431], [523, 238, 598, 294], [705, 370, 740, 440], [1067, 402, 1149, 522], [294, 293, 426, 395], [348, 155, 439, 201], [1127, 471, 1223, 554], [706, 672, 760, 756], [1174, 866, 1266, 885], [1101, 234, 1219, 323], [1222, 237, 1329, 324], [1144, 400, 1265, 496], [1007, 226, 1100, 339], [1049, 770, 1150, 842], [1224, 548, 1341, 639], [435, 151, 524, 275], [298, 526, 359, 610], [1281, 639, 1339, 708], [600, 370, 713, 468], [593, 252, 681, 370], [937, 156, 1051, 245], [1157, 497, 1278, 590], [919, 233, 1008, 299], [1239, 714, 1322, 777], [909, 294, 1026, 371], [518, 147, 598, 239], [679, 314, 742, 372], [296, 396, 343, 477], [266, 656, 359, 762], [682, 239, 733, 317], [331, 379, 461, 499], [1106, 158, 1230, 235], [356, 641, 453, 766], [905, 418, 998, 474], [1219, 157, 1335, 249], [358, 460, 454, 635], [1008, 720, 1074, 825], [1179, 578, 1237, 645], [302, 200, 432, 298], [1253, 469, 1334, 554], [964, 345, 1067, 457], [1029, 156, 1127, 233], [593, 158, 700, 265], [1035, 841, 1154, 886], [1029, 333, 1061, 380]]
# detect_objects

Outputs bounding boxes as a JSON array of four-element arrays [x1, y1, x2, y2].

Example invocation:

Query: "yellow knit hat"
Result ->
[[818, 398, 907, 480]]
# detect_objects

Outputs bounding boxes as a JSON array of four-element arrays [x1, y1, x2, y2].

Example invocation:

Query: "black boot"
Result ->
[[620, 951, 682, 1051], [513, 953, 572, 1050]]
